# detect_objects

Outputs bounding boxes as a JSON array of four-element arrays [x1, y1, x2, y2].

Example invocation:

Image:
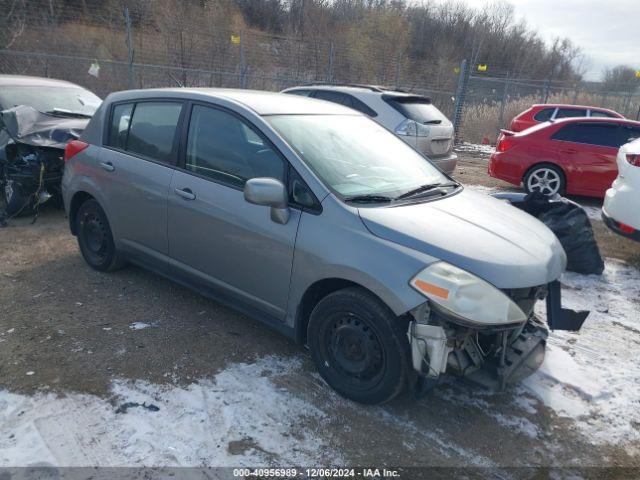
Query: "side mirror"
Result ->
[[244, 177, 290, 224]]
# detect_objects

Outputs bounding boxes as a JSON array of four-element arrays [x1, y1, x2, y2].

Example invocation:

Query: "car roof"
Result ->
[[0, 74, 81, 88], [531, 103, 620, 113], [283, 84, 429, 100], [550, 117, 640, 126], [105, 87, 359, 115], [519, 116, 640, 136]]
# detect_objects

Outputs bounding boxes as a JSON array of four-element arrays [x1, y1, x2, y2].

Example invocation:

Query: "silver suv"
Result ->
[[63, 88, 583, 404], [281, 84, 457, 174]]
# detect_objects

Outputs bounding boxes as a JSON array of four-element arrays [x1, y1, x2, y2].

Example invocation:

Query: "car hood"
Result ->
[[358, 188, 566, 289], [1, 105, 88, 150]]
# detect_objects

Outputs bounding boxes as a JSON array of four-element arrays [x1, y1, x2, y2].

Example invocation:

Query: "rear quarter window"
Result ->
[[106, 103, 133, 150], [533, 108, 555, 122]]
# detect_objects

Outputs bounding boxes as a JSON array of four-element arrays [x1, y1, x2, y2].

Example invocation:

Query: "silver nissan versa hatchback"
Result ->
[[62, 88, 587, 404]]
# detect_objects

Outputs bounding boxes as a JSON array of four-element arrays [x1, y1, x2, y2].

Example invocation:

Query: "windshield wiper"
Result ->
[[395, 182, 458, 200], [343, 194, 393, 204], [44, 109, 92, 118], [422, 119, 442, 125]]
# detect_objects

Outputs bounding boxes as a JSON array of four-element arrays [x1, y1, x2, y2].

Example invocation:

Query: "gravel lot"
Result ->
[[1, 153, 639, 472]]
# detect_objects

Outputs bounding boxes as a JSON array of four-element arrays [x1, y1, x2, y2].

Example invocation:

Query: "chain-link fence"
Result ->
[[1, 1, 639, 150]]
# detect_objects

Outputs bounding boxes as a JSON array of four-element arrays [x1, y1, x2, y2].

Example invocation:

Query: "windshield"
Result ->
[[266, 114, 450, 198], [0, 86, 102, 116]]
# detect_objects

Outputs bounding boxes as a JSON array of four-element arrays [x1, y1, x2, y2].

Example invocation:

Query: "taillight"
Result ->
[[496, 136, 515, 152], [64, 140, 89, 162], [395, 119, 418, 137], [626, 153, 640, 166], [618, 222, 636, 234]]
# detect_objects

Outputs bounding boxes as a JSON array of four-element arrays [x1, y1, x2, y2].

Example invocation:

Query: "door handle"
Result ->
[[174, 187, 196, 201], [99, 161, 115, 172], [560, 148, 578, 154]]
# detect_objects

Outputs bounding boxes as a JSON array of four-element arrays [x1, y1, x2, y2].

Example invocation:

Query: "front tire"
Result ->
[[524, 164, 565, 196], [307, 287, 411, 404], [75, 199, 125, 272]]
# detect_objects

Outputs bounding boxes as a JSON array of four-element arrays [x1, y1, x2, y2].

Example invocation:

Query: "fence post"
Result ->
[[542, 77, 551, 103], [498, 72, 510, 129], [394, 50, 402, 89], [123, 6, 135, 90], [327, 41, 334, 83], [452, 59, 468, 145], [238, 31, 245, 88], [636, 104, 640, 121]]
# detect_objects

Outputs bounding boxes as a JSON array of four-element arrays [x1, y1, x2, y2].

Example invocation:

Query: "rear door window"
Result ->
[[344, 95, 377, 117], [314, 90, 351, 106], [533, 108, 555, 122], [382, 95, 449, 124], [555, 108, 588, 119], [552, 123, 625, 148], [285, 89, 313, 97], [125, 102, 183, 164]]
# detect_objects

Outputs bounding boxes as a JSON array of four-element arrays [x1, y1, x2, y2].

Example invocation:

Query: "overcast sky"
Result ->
[[433, 0, 639, 81]]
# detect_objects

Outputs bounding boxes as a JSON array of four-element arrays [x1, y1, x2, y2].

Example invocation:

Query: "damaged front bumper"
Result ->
[[408, 281, 588, 392]]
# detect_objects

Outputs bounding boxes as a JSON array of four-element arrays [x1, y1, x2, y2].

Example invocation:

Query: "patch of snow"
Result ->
[[526, 259, 640, 445], [455, 142, 496, 157], [129, 322, 151, 330], [0, 356, 339, 467]]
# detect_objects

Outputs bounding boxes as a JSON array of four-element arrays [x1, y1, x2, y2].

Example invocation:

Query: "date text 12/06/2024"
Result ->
[[232, 468, 401, 478]]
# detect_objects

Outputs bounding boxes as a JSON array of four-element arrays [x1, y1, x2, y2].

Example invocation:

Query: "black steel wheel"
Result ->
[[75, 199, 125, 271], [308, 287, 411, 404]]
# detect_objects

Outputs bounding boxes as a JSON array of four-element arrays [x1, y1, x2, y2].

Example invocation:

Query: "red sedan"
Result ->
[[510, 104, 624, 132], [489, 117, 640, 198]]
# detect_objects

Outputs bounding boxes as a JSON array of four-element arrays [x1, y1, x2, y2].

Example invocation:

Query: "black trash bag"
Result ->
[[516, 192, 604, 275]]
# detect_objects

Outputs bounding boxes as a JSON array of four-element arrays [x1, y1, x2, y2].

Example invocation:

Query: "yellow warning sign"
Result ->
[[477, 64, 488, 72], [230, 34, 241, 45]]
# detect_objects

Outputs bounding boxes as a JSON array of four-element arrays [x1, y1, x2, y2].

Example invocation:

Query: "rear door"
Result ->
[[553, 122, 628, 194], [101, 100, 184, 262], [167, 103, 300, 319]]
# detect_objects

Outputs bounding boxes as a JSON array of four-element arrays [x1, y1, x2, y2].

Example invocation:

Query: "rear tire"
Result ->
[[307, 287, 411, 405], [524, 164, 565, 196], [75, 199, 126, 272]]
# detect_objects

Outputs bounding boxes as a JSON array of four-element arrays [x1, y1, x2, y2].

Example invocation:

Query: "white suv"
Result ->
[[281, 85, 458, 174], [603, 137, 640, 241]]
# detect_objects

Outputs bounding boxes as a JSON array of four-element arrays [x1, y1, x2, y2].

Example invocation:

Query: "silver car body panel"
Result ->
[[64, 87, 565, 340]]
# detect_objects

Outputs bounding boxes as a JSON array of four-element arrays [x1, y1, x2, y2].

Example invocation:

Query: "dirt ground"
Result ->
[[1, 152, 639, 471]]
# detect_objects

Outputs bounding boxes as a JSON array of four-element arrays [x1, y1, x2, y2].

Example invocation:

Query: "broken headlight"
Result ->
[[409, 261, 527, 326]]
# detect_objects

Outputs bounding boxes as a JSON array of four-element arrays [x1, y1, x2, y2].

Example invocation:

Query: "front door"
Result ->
[[167, 104, 300, 319]]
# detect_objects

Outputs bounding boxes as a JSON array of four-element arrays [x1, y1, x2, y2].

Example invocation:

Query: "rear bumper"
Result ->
[[488, 152, 523, 186], [602, 208, 640, 242]]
